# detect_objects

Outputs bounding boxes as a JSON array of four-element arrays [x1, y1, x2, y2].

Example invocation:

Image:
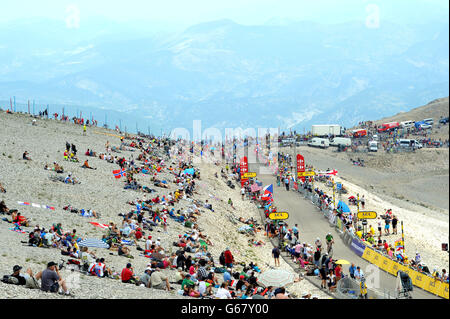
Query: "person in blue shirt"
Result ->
[[223, 268, 232, 285], [349, 263, 356, 279]]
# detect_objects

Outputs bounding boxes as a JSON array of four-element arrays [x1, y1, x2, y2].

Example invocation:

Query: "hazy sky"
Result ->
[[1, 0, 448, 29]]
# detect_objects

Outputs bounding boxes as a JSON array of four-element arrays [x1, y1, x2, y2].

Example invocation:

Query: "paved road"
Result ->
[[250, 162, 440, 299], [280, 145, 449, 211]]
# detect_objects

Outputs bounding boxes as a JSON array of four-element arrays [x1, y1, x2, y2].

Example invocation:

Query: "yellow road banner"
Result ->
[[243, 172, 257, 178], [298, 171, 315, 177], [379, 255, 394, 273], [439, 282, 449, 299], [359, 246, 449, 298], [269, 212, 289, 220], [424, 276, 440, 295], [410, 270, 428, 290], [357, 211, 377, 219], [362, 247, 375, 263]]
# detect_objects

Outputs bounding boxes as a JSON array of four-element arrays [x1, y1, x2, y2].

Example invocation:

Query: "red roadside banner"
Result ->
[[297, 154, 305, 182], [240, 156, 248, 187]]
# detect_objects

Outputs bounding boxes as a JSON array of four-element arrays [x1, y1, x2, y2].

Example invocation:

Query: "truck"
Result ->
[[307, 137, 329, 149], [352, 129, 367, 138], [330, 137, 352, 147], [377, 122, 400, 133], [311, 125, 343, 137]]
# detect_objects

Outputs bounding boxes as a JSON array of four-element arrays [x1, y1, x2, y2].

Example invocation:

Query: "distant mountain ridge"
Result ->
[[0, 17, 448, 133]]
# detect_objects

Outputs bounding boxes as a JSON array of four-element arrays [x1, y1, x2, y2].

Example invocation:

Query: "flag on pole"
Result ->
[[113, 169, 126, 179], [263, 184, 273, 195], [317, 169, 338, 176]]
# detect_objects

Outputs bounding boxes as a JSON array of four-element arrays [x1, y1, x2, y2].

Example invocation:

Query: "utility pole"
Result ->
[[33, 100, 35, 115]]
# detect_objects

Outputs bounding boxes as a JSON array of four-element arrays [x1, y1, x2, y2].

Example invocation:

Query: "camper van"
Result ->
[[330, 137, 352, 147], [423, 118, 434, 125], [308, 137, 329, 149], [398, 139, 423, 149], [400, 121, 414, 128], [368, 141, 378, 152]]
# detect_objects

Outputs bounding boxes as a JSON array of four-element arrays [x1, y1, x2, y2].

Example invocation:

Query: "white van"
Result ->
[[368, 141, 378, 152], [400, 120, 414, 128], [398, 139, 423, 149], [308, 137, 329, 149], [423, 118, 434, 125], [330, 137, 352, 147]]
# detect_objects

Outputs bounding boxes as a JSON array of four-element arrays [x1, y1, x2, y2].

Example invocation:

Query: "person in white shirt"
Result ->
[[145, 236, 153, 251], [215, 282, 232, 299], [354, 266, 363, 280], [241, 188, 245, 200], [94, 259, 105, 277]]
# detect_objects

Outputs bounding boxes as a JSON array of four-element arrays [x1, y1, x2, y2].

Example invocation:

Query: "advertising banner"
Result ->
[[240, 156, 248, 187], [351, 238, 367, 257], [296, 154, 305, 182]]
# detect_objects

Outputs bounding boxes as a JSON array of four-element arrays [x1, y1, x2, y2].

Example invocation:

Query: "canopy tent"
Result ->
[[337, 200, 351, 213], [183, 168, 195, 175]]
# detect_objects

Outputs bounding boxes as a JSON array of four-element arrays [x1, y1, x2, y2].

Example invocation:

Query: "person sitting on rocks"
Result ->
[[22, 151, 31, 160], [81, 159, 96, 170], [0, 200, 9, 213], [64, 173, 79, 184], [12, 211, 29, 227], [35, 262, 71, 295], [118, 244, 133, 258], [0, 182, 6, 193], [121, 263, 139, 284]]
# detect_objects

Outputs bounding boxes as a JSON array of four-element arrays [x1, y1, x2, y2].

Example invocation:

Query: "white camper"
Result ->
[[308, 137, 329, 149], [330, 137, 352, 147]]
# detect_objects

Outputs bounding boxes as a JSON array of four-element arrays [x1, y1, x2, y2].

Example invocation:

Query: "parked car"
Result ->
[[419, 123, 432, 130], [423, 118, 434, 125], [439, 117, 449, 124]]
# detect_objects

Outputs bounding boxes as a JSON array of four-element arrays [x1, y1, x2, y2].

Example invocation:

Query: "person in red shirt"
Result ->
[[121, 263, 138, 284], [135, 228, 143, 241], [224, 248, 234, 268], [335, 264, 342, 282]]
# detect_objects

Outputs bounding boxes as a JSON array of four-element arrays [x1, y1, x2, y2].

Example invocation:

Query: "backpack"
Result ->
[[219, 252, 225, 266], [2, 275, 19, 285]]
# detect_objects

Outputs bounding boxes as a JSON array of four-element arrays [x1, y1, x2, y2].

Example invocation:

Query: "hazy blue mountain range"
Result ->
[[0, 16, 448, 134]]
